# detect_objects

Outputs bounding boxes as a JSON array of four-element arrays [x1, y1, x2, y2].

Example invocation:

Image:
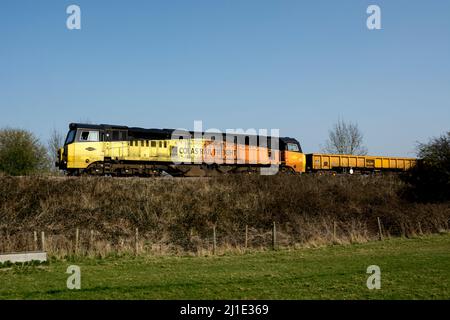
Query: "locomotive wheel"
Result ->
[[278, 166, 296, 175]]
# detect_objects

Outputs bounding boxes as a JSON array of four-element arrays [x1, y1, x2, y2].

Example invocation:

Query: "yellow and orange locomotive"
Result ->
[[56, 123, 305, 176]]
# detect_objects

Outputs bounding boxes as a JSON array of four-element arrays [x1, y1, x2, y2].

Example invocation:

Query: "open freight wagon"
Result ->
[[305, 153, 416, 174]]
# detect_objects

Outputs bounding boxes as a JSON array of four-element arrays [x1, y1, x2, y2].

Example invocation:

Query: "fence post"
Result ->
[[5, 231, 10, 252], [90, 229, 94, 252], [75, 228, 79, 254], [41, 231, 46, 251], [212, 225, 217, 255], [333, 221, 337, 243], [377, 217, 384, 241], [272, 222, 277, 250], [33, 231, 38, 251], [134, 228, 139, 255], [245, 225, 248, 249]]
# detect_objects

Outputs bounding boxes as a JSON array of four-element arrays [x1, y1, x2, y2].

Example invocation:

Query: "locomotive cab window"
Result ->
[[65, 130, 76, 145], [287, 143, 299, 152], [79, 130, 99, 142]]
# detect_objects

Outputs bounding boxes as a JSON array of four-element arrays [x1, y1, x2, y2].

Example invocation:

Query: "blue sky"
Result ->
[[1, 0, 449, 156]]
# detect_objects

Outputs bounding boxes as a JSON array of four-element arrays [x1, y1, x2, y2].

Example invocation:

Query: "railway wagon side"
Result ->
[[306, 153, 416, 173]]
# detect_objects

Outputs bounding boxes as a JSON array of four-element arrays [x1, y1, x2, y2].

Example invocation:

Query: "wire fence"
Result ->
[[1, 217, 447, 257]]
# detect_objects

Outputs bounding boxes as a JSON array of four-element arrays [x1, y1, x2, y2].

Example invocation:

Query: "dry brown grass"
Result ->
[[0, 175, 449, 256]]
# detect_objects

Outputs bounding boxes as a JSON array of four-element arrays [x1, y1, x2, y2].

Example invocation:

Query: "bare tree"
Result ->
[[323, 119, 368, 155], [48, 128, 65, 171]]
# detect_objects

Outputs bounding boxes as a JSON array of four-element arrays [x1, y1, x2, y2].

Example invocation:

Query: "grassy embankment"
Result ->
[[1, 234, 449, 299], [1, 175, 449, 255]]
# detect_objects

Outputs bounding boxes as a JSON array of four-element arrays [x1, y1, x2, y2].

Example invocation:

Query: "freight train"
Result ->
[[56, 123, 416, 176]]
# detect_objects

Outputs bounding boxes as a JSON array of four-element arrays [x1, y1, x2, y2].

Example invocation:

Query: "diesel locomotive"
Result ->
[[56, 123, 305, 176]]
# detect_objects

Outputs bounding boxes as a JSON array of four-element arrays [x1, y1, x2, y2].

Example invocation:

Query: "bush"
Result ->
[[402, 131, 450, 202], [0, 128, 49, 176]]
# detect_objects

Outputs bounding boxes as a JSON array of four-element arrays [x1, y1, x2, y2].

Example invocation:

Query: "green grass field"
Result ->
[[1, 234, 449, 299]]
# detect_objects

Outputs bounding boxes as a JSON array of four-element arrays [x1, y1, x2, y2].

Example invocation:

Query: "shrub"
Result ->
[[0, 128, 49, 175], [402, 131, 450, 202]]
